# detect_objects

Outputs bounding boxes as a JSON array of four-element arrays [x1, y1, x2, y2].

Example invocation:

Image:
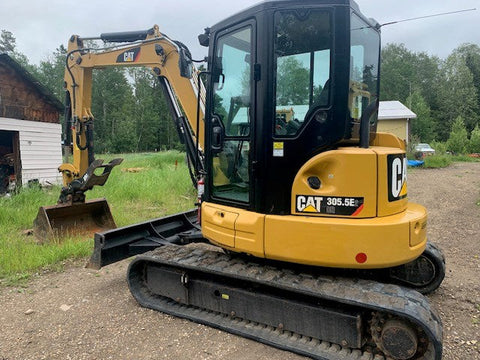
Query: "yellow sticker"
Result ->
[[221, 294, 230, 300], [273, 142, 284, 157]]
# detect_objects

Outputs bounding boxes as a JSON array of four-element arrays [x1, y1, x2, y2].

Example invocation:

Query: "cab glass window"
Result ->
[[274, 10, 331, 136], [350, 13, 380, 125], [213, 27, 252, 137], [211, 26, 253, 203]]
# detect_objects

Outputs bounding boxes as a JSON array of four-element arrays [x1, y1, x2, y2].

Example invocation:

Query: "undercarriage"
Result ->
[[89, 209, 444, 360]]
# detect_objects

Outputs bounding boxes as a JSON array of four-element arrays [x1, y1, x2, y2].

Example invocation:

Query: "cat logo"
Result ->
[[116, 48, 140, 63], [296, 195, 323, 213], [388, 154, 407, 201], [123, 51, 135, 62]]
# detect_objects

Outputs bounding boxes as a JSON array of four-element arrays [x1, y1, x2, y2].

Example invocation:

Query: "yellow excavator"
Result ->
[[34, 1, 446, 359]]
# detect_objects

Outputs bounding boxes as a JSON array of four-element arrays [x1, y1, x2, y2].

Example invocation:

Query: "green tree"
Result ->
[[407, 90, 435, 142], [437, 51, 480, 139], [446, 116, 469, 154], [91, 67, 136, 153], [276, 56, 309, 105], [381, 44, 443, 135], [0, 30, 15, 53], [468, 124, 480, 153], [453, 44, 480, 112], [130, 68, 160, 151], [0, 29, 33, 70], [129, 68, 180, 151], [35, 45, 67, 101], [380, 44, 417, 103], [412, 52, 443, 109]]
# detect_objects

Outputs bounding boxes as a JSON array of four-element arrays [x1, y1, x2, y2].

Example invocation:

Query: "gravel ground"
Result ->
[[0, 162, 479, 360]]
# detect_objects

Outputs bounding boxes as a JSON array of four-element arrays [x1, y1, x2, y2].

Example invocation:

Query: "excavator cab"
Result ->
[[203, 0, 380, 215]]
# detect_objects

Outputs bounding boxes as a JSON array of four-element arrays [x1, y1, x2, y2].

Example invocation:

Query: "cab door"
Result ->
[[203, 21, 256, 248], [208, 22, 255, 208]]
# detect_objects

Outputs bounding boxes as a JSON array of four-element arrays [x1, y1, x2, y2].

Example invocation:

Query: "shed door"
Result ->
[[0, 130, 21, 192]]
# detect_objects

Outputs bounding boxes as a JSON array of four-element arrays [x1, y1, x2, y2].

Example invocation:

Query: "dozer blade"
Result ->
[[33, 198, 116, 242]]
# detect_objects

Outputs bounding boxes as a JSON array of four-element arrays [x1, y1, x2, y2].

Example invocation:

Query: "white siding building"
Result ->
[[0, 118, 62, 185], [0, 53, 63, 191]]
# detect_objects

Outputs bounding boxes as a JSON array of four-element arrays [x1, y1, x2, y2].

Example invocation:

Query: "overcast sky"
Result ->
[[0, 0, 478, 65]]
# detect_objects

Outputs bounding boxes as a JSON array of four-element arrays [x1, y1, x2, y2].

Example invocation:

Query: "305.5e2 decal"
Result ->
[[296, 195, 364, 216]]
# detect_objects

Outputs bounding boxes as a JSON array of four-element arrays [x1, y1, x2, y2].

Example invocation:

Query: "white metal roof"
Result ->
[[378, 101, 417, 120]]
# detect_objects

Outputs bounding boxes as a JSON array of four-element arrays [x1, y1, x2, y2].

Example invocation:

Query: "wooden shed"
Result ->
[[378, 101, 417, 144], [0, 53, 63, 193]]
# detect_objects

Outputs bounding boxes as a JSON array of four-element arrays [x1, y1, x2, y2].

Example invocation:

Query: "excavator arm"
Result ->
[[34, 25, 205, 240], [62, 24, 205, 187]]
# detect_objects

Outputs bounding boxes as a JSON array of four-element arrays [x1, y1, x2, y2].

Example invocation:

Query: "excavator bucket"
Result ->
[[33, 158, 123, 242], [33, 198, 117, 242]]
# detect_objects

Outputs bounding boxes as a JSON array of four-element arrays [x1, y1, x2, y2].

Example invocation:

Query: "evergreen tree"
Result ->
[[468, 125, 480, 154], [446, 116, 469, 154], [0, 29, 34, 71], [407, 90, 435, 142], [0, 30, 16, 53], [35, 45, 67, 101]]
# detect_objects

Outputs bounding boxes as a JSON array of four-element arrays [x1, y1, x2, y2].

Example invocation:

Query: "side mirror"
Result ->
[[198, 28, 210, 47], [178, 48, 193, 79]]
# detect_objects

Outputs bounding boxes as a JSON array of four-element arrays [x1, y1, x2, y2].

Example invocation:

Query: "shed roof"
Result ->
[[0, 53, 63, 112], [378, 101, 416, 120]]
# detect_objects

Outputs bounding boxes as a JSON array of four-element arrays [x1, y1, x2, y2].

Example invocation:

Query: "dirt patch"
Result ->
[[1, 162, 479, 360]]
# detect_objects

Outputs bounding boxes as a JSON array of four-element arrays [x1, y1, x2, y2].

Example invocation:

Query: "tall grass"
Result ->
[[423, 155, 452, 168], [90, 151, 195, 225], [423, 154, 480, 168], [0, 151, 195, 284]]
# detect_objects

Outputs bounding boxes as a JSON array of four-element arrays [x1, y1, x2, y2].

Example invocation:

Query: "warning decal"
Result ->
[[273, 142, 284, 157], [296, 195, 364, 216]]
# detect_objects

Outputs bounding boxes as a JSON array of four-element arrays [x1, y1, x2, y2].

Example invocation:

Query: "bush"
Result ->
[[423, 155, 452, 168], [430, 141, 447, 155]]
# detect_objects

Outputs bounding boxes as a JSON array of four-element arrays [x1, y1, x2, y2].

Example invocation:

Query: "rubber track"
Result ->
[[389, 241, 446, 295], [127, 245, 442, 360]]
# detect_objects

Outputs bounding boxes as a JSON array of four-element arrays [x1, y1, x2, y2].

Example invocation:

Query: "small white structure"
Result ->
[[0, 118, 62, 185], [378, 101, 417, 143], [0, 53, 63, 190]]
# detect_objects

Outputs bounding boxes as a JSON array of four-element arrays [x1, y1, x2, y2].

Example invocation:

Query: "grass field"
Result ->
[[0, 151, 195, 285]]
